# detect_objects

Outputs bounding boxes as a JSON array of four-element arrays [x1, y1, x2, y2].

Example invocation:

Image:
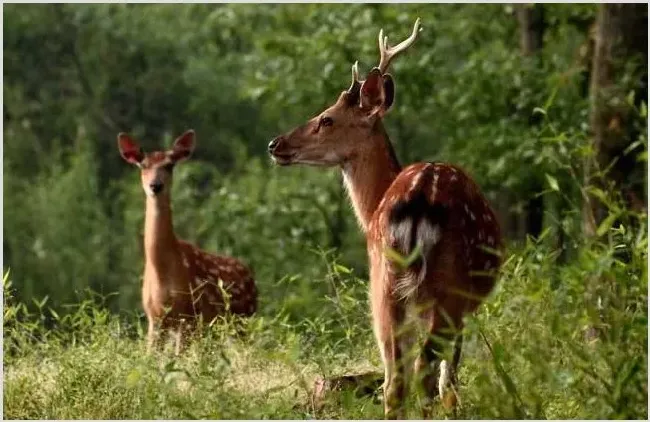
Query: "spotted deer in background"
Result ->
[[268, 19, 503, 418], [118, 129, 257, 355]]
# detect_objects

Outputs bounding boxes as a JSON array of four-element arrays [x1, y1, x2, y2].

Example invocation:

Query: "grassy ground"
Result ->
[[3, 228, 647, 419]]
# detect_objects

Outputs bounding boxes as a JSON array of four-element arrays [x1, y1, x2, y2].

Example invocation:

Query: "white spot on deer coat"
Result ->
[[430, 172, 439, 203], [409, 169, 425, 191]]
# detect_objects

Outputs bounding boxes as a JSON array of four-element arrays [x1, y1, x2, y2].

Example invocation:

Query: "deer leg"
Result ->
[[172, 319, 192, 356], [441, 333, 463, 410], [372, 290, 407, 419], [146, 318, 164, 353], [414, 309, 461, 417]]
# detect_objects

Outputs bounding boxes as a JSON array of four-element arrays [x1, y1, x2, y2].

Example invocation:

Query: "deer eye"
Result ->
[[320, 116, 334, 127]]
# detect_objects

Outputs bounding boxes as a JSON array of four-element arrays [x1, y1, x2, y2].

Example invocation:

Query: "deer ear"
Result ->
[[382, 74, 395, 111], [117, 133, 144, 165], [170, 129, 195, 162], [360, 68, 391, 118], [360, 68, 384, 109]]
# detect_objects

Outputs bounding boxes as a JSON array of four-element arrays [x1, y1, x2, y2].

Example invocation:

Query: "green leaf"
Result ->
[[641, 101, 647, 118], [32, 296, 49, 309], [545, 174, 560, 191], [597, 212, 620, 237], [543, 84, 559, 110], [586, 186, 609, 205], [384, 245, 422, 269], [334, 264, 351, 274], [532, 107, 546, 116], [49, 307, 60, 320], [623, 140, 643, 155]]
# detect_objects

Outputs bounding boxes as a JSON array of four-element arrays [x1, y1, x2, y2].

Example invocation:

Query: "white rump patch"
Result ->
[[393, 220, 441, 301], [418, 221, 442, 248], [391, 218, 414, 256]]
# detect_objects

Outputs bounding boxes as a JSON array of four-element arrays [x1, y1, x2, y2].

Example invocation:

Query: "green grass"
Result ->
[[3, 224, 648, 419]]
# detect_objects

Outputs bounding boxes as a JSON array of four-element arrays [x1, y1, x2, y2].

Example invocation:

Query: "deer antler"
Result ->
[[377, 18, 422, 73], [347, 60, 361, 94]]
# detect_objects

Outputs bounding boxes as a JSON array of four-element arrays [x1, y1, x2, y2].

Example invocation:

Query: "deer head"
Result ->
[[268, 19, 422, 167], [118, 130, 195, 198]]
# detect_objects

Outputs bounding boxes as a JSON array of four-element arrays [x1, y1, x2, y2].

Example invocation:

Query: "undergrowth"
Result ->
[[3, 214, 647, 419]]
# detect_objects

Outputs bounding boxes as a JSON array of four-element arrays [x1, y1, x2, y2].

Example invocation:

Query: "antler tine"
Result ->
[[347, 60, 361, 93], [352, 60, 360, 82], [377, 18, 422, 73]]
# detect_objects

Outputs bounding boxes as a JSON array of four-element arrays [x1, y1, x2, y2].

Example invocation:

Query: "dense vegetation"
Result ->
[[3, 4, 647, 419]]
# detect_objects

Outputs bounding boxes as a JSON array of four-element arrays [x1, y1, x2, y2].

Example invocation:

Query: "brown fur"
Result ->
[[269, 22, 502, 418], [119, 130, 257, 355]]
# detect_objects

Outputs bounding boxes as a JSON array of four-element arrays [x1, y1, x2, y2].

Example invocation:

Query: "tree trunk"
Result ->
[[516, 4, 545, 56], [516, 3, 546, 240], [584, 3, 648, 237]]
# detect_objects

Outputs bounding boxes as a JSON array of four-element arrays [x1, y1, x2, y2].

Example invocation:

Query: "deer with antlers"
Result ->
[[119, 130, 257, 355], [268, 19, 503, 418]]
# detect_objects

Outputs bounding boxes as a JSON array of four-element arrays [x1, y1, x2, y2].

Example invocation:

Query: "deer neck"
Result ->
[[342, 124, 402, 233], [143, 195, 180, 270]]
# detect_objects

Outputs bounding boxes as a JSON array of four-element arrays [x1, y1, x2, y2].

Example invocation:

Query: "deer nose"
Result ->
[[149, 181, 163, 194], [268, 137, 281, 153]]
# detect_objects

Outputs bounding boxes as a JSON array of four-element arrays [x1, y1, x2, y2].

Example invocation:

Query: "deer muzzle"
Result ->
[[268, 136, 296, 165]]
